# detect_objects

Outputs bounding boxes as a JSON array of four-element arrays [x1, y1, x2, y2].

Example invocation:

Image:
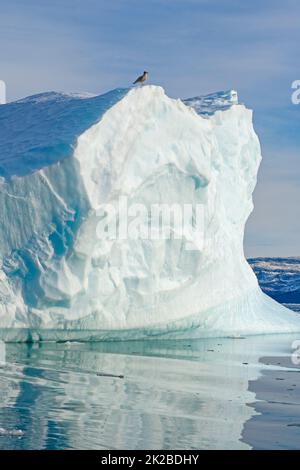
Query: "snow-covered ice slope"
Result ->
[[184, 89, 238, 116], [0, 85, 299, 341]]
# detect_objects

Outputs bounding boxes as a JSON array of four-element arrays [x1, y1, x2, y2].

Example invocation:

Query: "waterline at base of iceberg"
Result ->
[[1, 288, 300, 342]]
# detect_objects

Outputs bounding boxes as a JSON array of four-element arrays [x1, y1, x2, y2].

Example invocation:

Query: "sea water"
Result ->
[[0, 332, 299, 450]]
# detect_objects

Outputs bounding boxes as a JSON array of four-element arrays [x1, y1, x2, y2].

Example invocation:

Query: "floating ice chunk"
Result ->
[[0, 427, 24, 437]]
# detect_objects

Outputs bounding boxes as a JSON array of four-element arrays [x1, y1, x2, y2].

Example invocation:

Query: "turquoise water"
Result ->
[[0, 334, 300, 450]]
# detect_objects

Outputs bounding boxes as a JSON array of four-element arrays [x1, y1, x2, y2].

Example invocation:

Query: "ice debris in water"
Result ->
[[0, 427, 25, 437]]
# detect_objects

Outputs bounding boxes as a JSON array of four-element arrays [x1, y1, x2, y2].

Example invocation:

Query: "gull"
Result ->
[[133, 71, 148, 85]]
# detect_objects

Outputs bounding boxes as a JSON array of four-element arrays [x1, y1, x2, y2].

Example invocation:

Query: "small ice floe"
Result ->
[[96, 372, 124, 379], [0, 427, 25, 437], [0, 341, 6, 364]]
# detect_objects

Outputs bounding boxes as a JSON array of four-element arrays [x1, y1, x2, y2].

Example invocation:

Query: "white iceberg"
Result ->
[[0, 85, 299, 341]]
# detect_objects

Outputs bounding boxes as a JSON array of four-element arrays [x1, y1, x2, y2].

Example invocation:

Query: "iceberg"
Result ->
[[0, 85, 299, 341]]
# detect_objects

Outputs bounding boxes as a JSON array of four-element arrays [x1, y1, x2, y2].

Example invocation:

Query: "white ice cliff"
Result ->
[[0, 85, 299, 341]]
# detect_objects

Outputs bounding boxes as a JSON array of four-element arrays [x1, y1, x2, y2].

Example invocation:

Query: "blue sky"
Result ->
[[0, 0, 299, 256]]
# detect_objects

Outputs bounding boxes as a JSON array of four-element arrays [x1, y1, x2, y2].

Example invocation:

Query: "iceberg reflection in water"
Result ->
[[0, 334, 299, 449]]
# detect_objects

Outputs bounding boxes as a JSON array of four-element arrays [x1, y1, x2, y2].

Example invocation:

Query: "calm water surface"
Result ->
[[0, 334, 300, 449]]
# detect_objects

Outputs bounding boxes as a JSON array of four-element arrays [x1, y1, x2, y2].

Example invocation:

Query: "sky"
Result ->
[[0, 0, 299, 257]]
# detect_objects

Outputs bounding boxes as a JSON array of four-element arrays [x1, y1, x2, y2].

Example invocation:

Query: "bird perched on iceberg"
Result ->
[[133, 71, 148, 85]]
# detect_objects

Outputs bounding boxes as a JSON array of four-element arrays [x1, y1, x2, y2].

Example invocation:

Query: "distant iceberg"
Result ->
[[0, 85, 299, 341]]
